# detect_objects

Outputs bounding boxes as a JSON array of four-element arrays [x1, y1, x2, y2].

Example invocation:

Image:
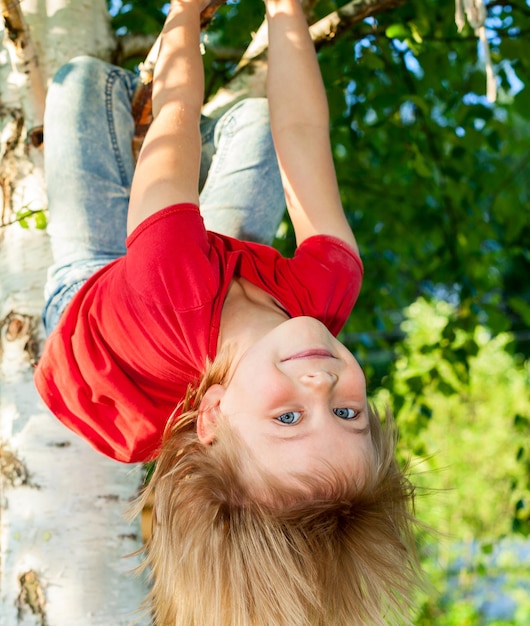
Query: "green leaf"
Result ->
[[508, 297, 530, 326], [361, 50, 385, 71], [513, 86, 530, 120], [34, 211, 48, 230], [385, 23, 410, 40]]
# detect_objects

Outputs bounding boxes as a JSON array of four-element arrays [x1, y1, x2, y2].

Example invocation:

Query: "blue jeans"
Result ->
[[43, 56, 285, 333]]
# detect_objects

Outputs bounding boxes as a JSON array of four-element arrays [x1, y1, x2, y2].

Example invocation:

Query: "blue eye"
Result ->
[[333, 408, 358, 420], [277, 411, 302, 424]]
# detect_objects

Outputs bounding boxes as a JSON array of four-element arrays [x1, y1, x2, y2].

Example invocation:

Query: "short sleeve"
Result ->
[[213, 232, 363, 336], [285, 235, 363, 334], [124, 203, 219, 310]]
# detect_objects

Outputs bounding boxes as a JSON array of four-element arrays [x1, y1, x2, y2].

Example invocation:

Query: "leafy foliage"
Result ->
[[377, 298, 530, 535], [13, 206, 47, 229], [374, 298, 530, 624]]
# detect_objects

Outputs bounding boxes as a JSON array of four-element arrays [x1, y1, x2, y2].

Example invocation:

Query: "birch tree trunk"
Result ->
[[0, 2, 150, 624]]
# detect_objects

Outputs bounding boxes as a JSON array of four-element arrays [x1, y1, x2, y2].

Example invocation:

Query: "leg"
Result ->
[[199, 98, 285, 244], [43, 56, 137, 332]]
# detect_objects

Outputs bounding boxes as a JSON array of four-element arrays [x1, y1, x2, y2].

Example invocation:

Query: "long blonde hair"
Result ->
[[135, 355, 423, 626]]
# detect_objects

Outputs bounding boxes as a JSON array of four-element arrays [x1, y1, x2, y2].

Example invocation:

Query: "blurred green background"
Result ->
[[110, 0, 530, 622]]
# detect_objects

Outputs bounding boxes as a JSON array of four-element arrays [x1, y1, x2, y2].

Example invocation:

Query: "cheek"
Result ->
[[229, 357, 276, 392], [233, 370, 292, 411], [327, 435, 374, 485], [346, 366, 367, 393]]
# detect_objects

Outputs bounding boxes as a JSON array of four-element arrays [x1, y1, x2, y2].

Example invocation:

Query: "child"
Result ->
[[35, 0, 422, 624]]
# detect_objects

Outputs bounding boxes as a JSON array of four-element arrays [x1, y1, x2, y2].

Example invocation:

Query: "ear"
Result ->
[[196, 384, 225, 445]]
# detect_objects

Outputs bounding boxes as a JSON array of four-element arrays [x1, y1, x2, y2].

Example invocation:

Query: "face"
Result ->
[[201, 317, 373, 488]]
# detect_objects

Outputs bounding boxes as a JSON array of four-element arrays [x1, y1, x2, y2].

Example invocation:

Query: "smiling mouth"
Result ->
[[282, 349, 335, 361]]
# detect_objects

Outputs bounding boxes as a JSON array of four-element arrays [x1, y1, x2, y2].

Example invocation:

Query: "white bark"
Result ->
[[1, 2, 150, 624]]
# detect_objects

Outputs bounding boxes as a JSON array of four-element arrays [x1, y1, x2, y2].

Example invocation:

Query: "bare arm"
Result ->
[[127, 1, 204, 235], [266, 0, 359, 253]]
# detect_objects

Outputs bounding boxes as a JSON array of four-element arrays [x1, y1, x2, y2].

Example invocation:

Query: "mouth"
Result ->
[[282, 349, 335, 362]]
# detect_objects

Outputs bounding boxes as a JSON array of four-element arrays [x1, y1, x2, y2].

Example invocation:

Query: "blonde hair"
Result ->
[[135, 354, 423, 626]]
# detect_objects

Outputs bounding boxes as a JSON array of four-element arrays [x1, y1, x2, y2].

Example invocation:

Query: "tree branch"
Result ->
[[131, 0, 408, 151], [313, 0, 409, 45], [203, 0, 409, 116], [237, 0, 408, 71]]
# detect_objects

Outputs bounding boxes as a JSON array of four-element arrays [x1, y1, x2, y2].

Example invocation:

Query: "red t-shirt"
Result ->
[[34, 204, 363, 463]]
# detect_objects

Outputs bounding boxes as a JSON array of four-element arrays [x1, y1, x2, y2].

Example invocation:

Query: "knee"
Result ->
[[51, 56, 111, 88], [46, 57, 136, 130], [45, 57, 105, 129], [47, 56, 112, 112]]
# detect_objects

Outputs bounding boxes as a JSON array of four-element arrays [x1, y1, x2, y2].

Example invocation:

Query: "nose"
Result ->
[[299, 370, 338, 389]]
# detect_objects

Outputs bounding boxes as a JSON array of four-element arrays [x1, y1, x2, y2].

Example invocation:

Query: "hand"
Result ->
[[168, 0, 212, 13], [265, 0, 304, 19]]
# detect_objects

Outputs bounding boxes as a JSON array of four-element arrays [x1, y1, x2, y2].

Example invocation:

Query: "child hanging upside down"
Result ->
[[35, 0, 423, 623]]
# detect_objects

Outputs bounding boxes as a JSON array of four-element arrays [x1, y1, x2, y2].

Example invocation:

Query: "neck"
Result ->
[[218, 278, 289, 372]]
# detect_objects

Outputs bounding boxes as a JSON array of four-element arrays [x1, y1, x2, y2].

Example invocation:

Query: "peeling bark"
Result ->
[[16, 570, 48, 626], [0, 107, 26, 224], [1, 312, 40, 366], [0, 442, 34, 487], [0, 0, 46, 138]]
